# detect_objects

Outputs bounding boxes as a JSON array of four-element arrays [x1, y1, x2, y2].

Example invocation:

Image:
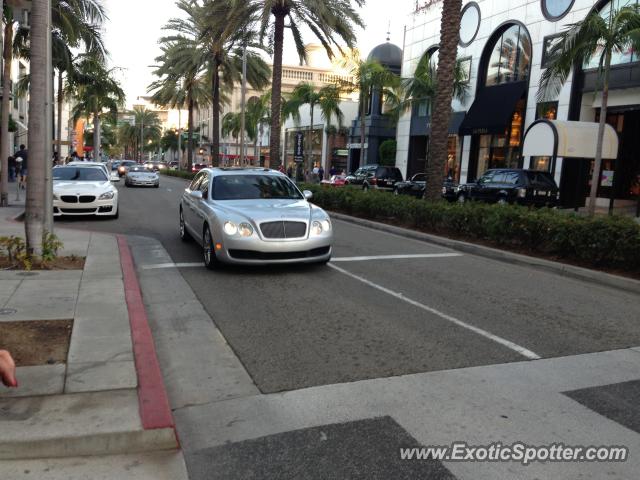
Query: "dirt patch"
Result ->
[[0, 320, 73, 366], [0, 256, 85, 271]]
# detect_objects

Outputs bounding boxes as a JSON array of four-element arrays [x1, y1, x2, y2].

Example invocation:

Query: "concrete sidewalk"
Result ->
[[0, 209, 187, 478]]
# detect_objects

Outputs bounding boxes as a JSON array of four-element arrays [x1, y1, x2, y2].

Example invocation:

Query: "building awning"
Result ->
[[459, 81, 527, 136], [522, 119, 619, 160], [419, 111, 466, 136]]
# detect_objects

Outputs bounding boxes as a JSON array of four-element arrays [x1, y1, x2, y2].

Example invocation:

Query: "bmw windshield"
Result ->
[[53, 167, 108, 182], [212, 175, 303, 200]]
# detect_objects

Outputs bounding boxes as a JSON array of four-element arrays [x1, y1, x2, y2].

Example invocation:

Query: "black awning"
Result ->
[[415, 111, 467, 137], [458, 81, 527, 136]]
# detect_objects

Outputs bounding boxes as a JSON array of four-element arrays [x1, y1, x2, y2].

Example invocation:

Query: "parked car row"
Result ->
[[320, 164, 559, 208]]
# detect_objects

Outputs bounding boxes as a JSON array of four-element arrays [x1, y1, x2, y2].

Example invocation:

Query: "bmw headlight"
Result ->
[[99, 191, 115, 200], [238, 223, 253, 237], [223, 221, 238, 236]]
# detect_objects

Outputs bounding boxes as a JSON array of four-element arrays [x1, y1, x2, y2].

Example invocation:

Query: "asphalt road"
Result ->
[[58, 174, 640, 393]]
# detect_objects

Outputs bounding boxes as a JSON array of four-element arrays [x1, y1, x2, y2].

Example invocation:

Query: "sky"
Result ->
[[102, 0, 416, 108]]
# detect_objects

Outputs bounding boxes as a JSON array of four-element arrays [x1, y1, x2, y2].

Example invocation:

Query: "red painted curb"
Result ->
[[117, 235, 176, 435]]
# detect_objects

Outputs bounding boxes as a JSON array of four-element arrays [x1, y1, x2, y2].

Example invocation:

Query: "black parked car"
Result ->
[[345, 165, 403, 191], [394, 173, 426, 197], [445, 169, 559, 207]]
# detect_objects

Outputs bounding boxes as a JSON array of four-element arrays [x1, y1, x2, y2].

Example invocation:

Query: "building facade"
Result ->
[[397, 0, 640, 209]]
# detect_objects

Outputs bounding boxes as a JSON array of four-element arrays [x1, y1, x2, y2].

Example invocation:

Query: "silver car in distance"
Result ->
[[179, 168, 333, 269]]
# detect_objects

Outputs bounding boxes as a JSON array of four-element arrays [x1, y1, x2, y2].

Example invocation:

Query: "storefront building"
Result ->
[[397, 0, 640, 209]]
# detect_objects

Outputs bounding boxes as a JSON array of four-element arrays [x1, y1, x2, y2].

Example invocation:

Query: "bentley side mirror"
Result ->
[[303, 190, 313, 200]]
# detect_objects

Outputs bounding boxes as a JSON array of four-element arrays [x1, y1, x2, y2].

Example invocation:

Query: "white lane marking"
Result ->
[[332, 253, 462, 262], [141, 262, 202, 270], [140, 253, 461, 269], [328, 263, 542, 360]]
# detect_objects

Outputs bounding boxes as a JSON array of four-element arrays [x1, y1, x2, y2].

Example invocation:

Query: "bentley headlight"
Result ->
[[223, 221, 238, 236], [320, 219, 331, 232], [99, 191, 114, 200], [311, 221, 323, 235], [238, 223, 253, 237]]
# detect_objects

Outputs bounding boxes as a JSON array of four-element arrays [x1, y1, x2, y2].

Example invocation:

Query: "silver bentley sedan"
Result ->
[[179, 168, 333, 269]]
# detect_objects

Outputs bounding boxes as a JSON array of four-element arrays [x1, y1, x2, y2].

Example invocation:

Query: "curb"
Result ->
[[117, 235, 178, 441], [329, 212, 640, 295]]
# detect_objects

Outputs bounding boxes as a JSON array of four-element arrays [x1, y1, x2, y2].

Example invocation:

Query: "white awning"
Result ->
[[522, 120, 619, 160]]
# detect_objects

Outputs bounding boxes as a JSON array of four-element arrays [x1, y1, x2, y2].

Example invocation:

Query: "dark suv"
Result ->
[[446, 169, 559, 207], [345, 165, 403, 191]]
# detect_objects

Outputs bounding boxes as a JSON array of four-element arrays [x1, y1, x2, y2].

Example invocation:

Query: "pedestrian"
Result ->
[[0, 350, 17, 388], [318, 165, 324, 181], [14, 144, 27, 186], [8, 156, 15, 182], [329, 166, 337, 177], [15, 157, 25, 190], [287, 165, 293, 178]]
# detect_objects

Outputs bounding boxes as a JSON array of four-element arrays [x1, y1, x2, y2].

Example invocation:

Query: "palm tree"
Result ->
[[69, 55, 125, 159], [425, 0, 462, 201], [246, 92, 271, 164], [221, 111, 243, 164], [539, 3, 640, 216], [3, 0, 107, 206], [129, 106, 162, 162], [251, 0, 365, 167], [25, 0, 48, 256], [162, 0, 270, 167], [149, 39, 211, 171], [343, 58, 398, 166]]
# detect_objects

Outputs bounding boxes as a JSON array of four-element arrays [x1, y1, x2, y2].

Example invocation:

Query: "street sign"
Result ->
[[294, 131, 304, 163]]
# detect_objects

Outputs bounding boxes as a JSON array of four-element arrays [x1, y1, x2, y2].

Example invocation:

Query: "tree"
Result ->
[[24, 0, 48, 256], [162, 0, 270, 167], [149, 39, 211, 171], [245, 92, 271, 164], [539, 3, 640, 216], [129, 106, 162, 162], [379, 139, 396, 166], [221, 111, 242, 163], [251, 0, 365, 167], [1, 0, 107, 206], [425, 0, 462, 201], [343, 58, 398, 167], [69, 55, 124, 160]]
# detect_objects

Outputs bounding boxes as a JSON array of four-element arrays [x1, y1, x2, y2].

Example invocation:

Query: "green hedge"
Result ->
[[161, 170, 196, 180], [303, 185, 640, 274]]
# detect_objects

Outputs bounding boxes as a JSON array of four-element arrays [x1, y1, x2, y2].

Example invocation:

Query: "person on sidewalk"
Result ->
[[0, 350, 17, 388], [14, 144, 27, 190]]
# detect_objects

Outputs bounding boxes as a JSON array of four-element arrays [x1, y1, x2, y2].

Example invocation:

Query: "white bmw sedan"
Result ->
[[53, 165, 119, 218], [180, 168, 333, 269]]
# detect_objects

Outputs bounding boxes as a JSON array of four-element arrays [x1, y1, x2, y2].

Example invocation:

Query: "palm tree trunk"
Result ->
[[56, 70, 63, 161], [308, 103, 314, 173], [211, 60, 220, 166], [93, 111, 100, 160], [187, 95, 194, 171], [25, 0, 48, 256], [0, 19, 13, 207], [588, 49, 612, 216], [359, 91, 366, 167], [269, 10, 287, 168], [425, 0, 462, 201]]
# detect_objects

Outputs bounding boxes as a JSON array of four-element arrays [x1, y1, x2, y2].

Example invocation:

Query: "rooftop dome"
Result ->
[[367, 42, 402, 70]]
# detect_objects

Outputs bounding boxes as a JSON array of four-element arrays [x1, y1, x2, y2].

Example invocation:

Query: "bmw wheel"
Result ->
[[202, 224, 218, 270], [179, 208, 191, 242], [497, 197, 508, 205], [457, 193, 466, 204]]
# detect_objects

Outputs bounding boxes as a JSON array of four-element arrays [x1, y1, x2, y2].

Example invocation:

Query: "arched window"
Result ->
[[484, 24, 532, 87], [584, 0, 639, 69], [459, 2, 481, 46], [541, 0, 575, 20]]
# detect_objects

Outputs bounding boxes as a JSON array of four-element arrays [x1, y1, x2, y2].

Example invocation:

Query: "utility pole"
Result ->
[[139, 117, 144, 163], [239, 41, 247, 165]]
